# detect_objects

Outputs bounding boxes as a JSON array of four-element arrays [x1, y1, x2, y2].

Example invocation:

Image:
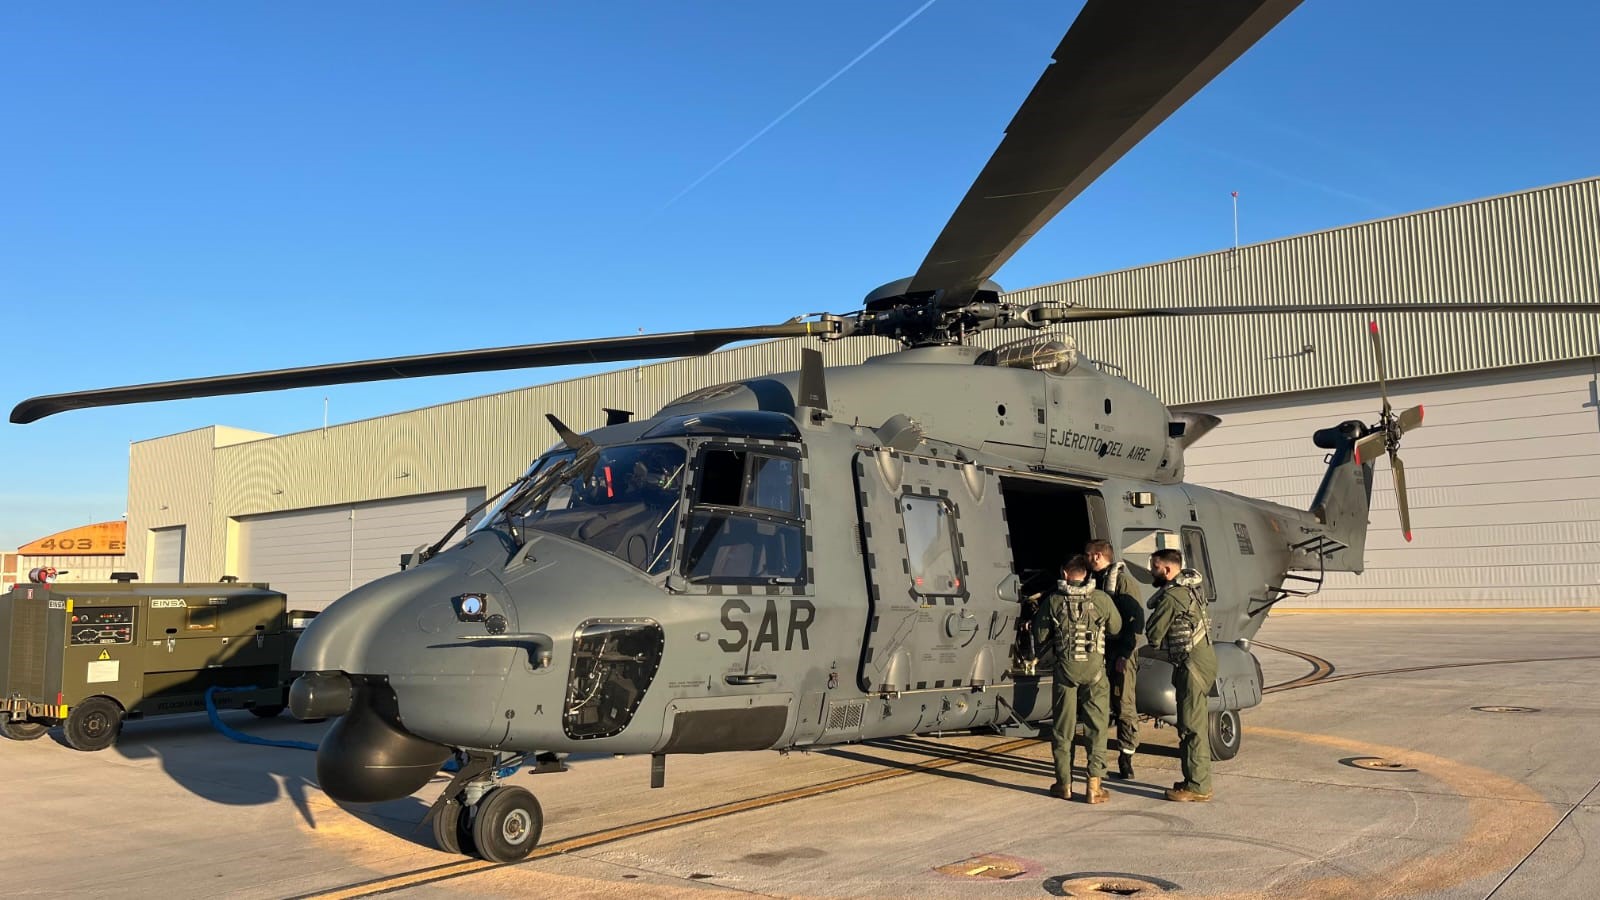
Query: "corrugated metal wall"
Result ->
[[1001, 178, 1600, 406], [237, 489, 481, 609], [1181, 357, 1600, 607], [126, 177, 1600, 602]]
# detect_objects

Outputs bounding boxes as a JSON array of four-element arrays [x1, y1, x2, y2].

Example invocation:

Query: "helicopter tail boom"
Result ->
[[1308, 419, 1376, 573]]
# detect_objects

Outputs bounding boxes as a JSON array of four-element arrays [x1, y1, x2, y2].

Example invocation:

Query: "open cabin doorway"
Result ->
[[999, 476, 1107, 598]]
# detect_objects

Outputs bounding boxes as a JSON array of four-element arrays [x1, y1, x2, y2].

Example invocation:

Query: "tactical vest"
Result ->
[[1163, 570, 1210, 656], [1053, 583, 1106, 663]]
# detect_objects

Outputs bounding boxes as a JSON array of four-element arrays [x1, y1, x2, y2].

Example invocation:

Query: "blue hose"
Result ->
[[203, 686, 319, 752]]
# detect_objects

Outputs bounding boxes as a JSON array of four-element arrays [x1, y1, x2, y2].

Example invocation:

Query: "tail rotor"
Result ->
[[1353, 321, 1424, 541]]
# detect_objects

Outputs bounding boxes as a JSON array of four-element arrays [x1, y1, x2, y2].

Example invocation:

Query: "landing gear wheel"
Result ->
[[1, 713, 50, 741], [249, 705, 286, 719], [432, 797, 477, 856], [470, 786, 543, 863], [64, 696, 123, 752], [1209, 708, 1241, 761]]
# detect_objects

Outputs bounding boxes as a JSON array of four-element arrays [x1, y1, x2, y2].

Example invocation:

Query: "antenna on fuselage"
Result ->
[[798, 348, 828, 411]]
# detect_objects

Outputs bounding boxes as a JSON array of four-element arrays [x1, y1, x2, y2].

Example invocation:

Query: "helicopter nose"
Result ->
[[290, 545, 507, 676], [288, 541, 517, 803]]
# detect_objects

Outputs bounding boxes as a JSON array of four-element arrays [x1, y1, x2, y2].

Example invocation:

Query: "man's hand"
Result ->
[[1114, 657, 1128, 674]]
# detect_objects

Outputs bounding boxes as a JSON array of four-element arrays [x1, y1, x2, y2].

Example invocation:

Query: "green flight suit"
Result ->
[[1034, 584, 1122, 784], [1093, 562, 1143, 755], [1145, 579, 1218, 794]]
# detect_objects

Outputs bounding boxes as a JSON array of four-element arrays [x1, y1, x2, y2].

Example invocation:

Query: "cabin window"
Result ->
[[902, 496, 963, 597], [1180, 526, 1217, 602], [681, 446, 806, 586]]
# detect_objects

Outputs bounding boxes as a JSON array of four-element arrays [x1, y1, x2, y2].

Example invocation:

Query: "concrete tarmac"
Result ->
[[3, 611, 1598, 899]]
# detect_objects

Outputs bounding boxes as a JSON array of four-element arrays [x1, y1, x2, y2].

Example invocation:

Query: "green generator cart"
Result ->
[[0, 581, 312, 750]]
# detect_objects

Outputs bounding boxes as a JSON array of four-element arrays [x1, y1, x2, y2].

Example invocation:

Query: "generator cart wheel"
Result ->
[[249, 705, 287, 719], [1209, 708, 1242, 761], [432, 797, 476, 856], [470, 786, 543, 863], [63, 696, 124, 752], [0, 712, 50, 741]]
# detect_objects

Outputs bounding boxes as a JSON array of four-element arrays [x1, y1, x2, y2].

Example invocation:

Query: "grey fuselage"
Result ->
[[291, 346, 1360, 788]]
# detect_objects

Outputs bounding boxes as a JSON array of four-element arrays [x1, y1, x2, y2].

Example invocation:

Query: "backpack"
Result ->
[[1162, 569, 1210, 656], [1054, 584, 1106, 663]]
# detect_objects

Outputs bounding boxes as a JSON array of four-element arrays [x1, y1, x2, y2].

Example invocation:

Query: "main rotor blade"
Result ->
[[10, 321, 832, 424], [909, 0, 1304, 307], [1368, 320, 1392, 416], [1051, 301, 1600, 323], [1391, 452, 1413, 543]]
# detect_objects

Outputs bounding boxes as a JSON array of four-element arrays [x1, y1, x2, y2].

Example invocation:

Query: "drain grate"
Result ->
[[935, 854, 1030, 880], [1045, 873, 1178, 897], [1472, 705, 1540, 714], [1343, 756, 1417, 773]]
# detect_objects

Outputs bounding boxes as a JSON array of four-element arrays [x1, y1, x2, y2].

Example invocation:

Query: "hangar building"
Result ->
[[123, 178, 1600, 609]]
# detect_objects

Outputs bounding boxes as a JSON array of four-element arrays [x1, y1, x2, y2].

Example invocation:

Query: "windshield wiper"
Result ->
[[417, 414, 601, 564], [419, 475, 532, 564]]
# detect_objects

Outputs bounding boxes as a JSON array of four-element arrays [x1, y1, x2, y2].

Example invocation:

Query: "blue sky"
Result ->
[[2, 1, 1597, 548]]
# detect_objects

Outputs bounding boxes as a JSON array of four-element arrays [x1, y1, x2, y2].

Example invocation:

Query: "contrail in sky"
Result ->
[[665, 0, 939, 209]]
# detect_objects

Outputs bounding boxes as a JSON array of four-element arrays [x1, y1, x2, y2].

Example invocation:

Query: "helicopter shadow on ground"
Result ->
[[109, 711, 425, 840], [825, 734, 1176, 801]]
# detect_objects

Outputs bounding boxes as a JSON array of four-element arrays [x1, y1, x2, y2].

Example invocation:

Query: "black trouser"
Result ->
[[1106, 653, 1138, 754]]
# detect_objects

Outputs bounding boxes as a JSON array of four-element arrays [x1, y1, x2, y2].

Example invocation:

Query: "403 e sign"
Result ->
[[18, 522, 128, 556], [34, 537, 126, 552]]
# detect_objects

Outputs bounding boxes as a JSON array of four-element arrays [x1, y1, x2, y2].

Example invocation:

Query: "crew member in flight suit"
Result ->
[[1034, 555, 1122, 803], [1086, 538, 1143, 780], [1145, 547, 1218, 802]]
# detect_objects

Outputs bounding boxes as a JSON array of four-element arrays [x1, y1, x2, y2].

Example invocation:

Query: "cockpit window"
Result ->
[[473, 443, 686, 575], [695, 449, 799, 516], [681, 514, 804, 584], [681, 446, 805, 586]]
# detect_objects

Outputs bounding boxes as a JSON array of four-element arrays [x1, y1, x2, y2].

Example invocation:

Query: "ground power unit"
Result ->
[[0, 580, 313, 750]]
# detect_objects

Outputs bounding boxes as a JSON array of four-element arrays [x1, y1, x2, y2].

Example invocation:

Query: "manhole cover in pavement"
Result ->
[[934, 854, 1030, 880], [1045, 873, 1178, 897], [1472, 705, 1540, 713], [1343, 756, 1417, 773]]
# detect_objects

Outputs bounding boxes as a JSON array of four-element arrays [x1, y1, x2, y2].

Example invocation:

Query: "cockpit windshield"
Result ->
[[473, 442, 686, 575]]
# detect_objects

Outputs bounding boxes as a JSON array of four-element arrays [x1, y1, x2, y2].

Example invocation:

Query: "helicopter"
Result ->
[[11, 0, 1600, 865]]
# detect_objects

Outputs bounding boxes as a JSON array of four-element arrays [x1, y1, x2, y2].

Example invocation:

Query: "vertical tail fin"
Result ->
[[1309, 419, 1375, 573]]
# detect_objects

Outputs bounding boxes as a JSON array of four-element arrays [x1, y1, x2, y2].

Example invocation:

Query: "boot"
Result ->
[[1112, 752, 1135, 781], [1164, 784, 1213, 802], [1048, 781, 1069, 800], [1085, 776, 1109, 804]]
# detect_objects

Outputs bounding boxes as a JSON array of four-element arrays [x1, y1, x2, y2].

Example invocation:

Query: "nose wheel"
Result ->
[[472, 786, 543, 863], [425, 751, 545, 862], [430, 796, 475, 857]]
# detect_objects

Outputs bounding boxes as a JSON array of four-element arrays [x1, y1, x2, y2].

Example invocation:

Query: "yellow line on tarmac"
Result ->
[[1207, 726, 1561, 900], [305, 735, 1040, 899]]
